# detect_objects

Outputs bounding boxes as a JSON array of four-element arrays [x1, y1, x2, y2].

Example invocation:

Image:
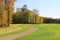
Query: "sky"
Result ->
[[14, 0, 60, 18]]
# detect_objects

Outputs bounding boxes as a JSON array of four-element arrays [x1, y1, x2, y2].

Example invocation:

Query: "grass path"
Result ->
[[0, 24, 37, 40]]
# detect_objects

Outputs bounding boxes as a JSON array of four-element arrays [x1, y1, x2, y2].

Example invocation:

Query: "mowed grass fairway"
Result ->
[[0, 24, 29, 37], [15, 24, 60, 40]]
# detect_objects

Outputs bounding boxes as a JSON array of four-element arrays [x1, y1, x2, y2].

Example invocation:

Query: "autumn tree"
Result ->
[[12, 5, 44, 24]]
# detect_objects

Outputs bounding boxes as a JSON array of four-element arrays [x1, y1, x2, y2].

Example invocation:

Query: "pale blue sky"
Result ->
[[14, 0, 60, 18]]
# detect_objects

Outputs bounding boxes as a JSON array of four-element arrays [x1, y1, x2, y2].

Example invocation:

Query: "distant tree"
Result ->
[[57, 19, 60, 24]]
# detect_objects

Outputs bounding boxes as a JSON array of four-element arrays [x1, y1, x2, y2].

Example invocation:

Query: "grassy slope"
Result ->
[[15, 24, 60, 40], [0, 24, 29, 37]]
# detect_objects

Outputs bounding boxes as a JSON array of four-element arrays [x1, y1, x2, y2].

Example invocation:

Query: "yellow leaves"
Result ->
[[14, 9, 43, 24], [27, 10, 33, 16], [0, 0, 15, 27]]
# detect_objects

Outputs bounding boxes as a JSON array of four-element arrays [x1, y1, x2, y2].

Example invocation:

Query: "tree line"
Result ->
[[12, 10, 43, 24], [43, 17, 60, 24], [12, 5, 60, 24]]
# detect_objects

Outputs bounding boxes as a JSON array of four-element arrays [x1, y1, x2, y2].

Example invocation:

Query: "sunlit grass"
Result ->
[[0, 24, 29, 37], [0, 24, 22, 34], [15, 24, 60, 40]]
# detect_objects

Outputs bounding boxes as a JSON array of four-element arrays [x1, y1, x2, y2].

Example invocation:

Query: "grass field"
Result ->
[[0, 24, 29, 37], [15, 24, 60, 40]]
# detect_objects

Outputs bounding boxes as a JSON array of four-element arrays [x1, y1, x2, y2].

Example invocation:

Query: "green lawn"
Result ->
[[0, 24, 29, 37], [15, 24, 60, 40]]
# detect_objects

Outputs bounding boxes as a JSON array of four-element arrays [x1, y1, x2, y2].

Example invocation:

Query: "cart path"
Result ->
[[0, 26, 37, 40]]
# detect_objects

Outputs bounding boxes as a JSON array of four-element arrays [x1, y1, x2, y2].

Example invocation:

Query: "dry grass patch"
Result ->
[[0, 24, 22, 34]]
